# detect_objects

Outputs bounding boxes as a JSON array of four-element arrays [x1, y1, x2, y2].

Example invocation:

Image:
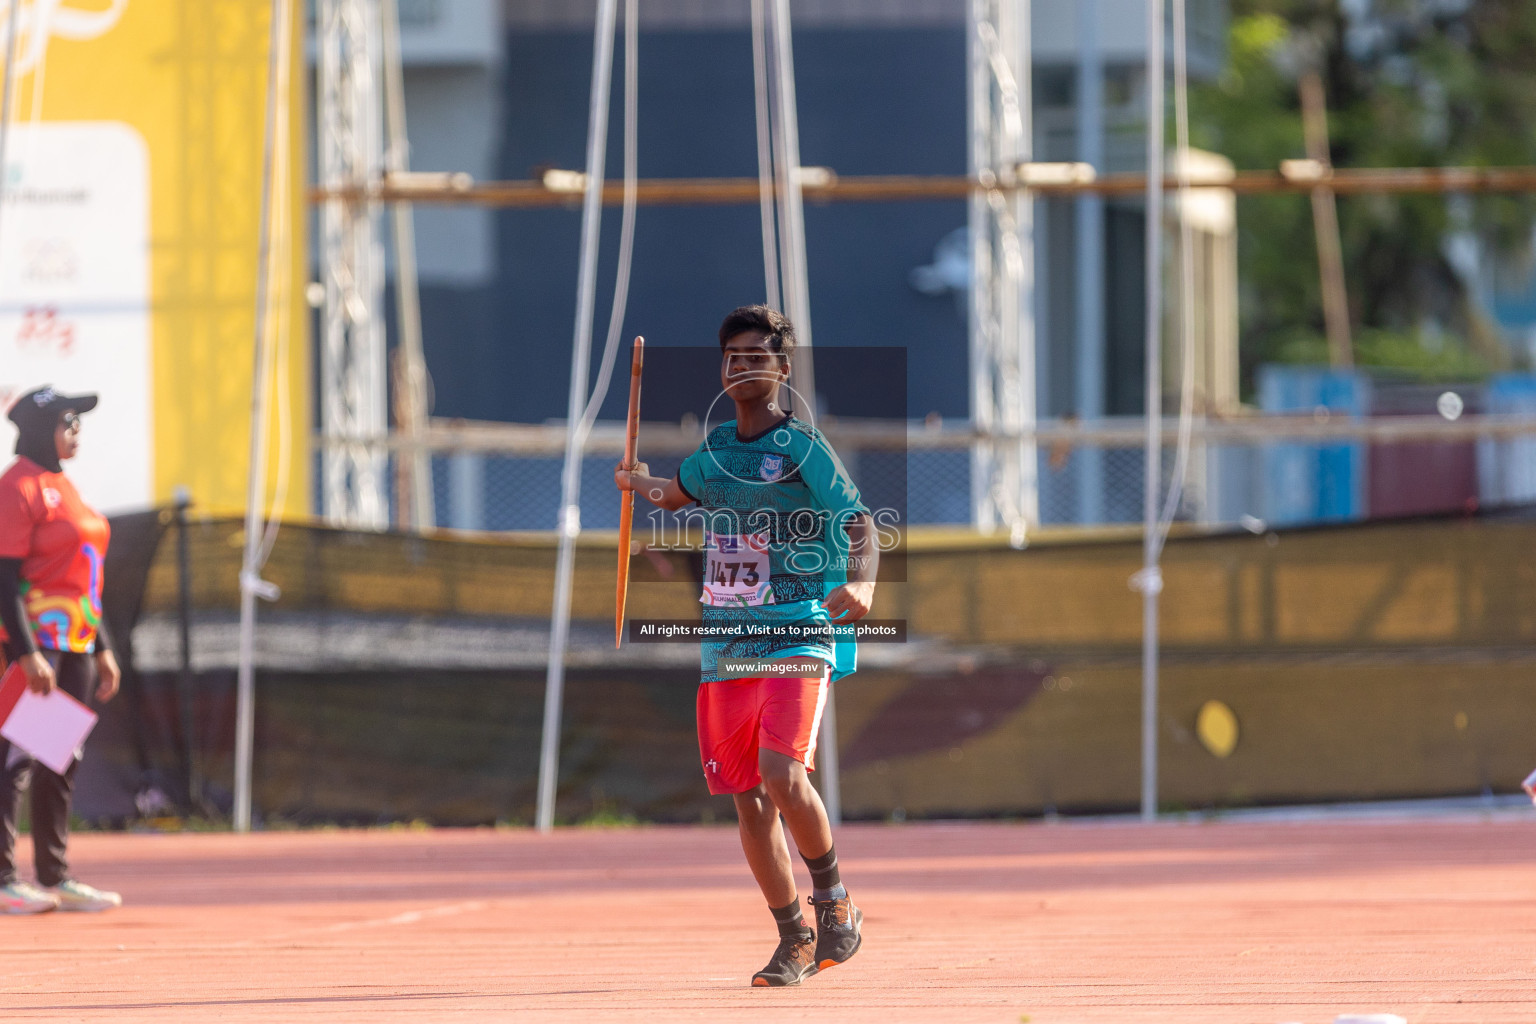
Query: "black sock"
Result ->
[[770, 897, 810, 938], [802, 846, 847, 902]]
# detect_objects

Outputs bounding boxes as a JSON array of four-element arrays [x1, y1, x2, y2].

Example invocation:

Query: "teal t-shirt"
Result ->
[[677, 415, 869, 683]]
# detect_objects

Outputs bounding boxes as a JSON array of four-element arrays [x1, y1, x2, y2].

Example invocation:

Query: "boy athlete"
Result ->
[[615, 305, 877, 986]]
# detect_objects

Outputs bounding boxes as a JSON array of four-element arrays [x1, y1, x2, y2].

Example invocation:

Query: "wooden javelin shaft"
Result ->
[[616, 337, 644, 648]]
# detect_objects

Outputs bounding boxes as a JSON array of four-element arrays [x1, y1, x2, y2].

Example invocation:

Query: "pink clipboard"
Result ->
[[0, 661, 98, 774]]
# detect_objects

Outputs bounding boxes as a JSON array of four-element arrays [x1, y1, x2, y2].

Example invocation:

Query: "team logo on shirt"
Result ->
[[759, 454, 784, 482], [42, 487, 61, 508]]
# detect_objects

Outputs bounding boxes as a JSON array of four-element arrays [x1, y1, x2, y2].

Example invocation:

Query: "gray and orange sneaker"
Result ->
[[810, 894, 862, 970], [751, 928, 818, 987]]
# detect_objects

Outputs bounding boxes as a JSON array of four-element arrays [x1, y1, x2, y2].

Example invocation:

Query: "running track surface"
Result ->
[[3, 818, 1533, 1023]]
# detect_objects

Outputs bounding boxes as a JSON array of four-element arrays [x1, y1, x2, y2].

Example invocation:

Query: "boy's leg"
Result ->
[[757, 751, 845, 902], [732, 786, 817, 986], [698, 681, 786, 888], [757, 681, 863, 971], [731, 784, 796, 908], [700, 681, 816, 986], [757, 748, 832, 865]]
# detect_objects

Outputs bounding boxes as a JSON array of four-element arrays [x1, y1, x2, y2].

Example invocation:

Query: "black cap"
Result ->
[[6, 386, 99, 431]]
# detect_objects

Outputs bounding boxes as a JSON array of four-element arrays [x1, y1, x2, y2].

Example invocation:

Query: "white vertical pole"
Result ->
[[749, 0, 781, 312], [1140, 0, 1165, 823], [768, 0, 816, 414], [537, 0, 619, 834], [818, 676, 841, 825], [766, 0, 836, 822], [235, 0, 291, 834], [967, 1, 1036, 541], [0, 0, 23, 248], [1010, 0, 1037, 538], [318, 0, 388, 528], [1075, 0, 1105, 525], [966, 0, 996, 531]]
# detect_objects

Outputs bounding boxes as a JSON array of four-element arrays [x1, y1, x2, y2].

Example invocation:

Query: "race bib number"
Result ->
[[701, 531, 774, 607]]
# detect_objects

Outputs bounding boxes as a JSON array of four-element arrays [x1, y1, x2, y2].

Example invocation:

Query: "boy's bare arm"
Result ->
[[823, 513, 878, 623], [615, 461, 694, 511]]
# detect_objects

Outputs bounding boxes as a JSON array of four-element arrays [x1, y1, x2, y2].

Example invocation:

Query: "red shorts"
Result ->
[[697, 673, 830, 795]]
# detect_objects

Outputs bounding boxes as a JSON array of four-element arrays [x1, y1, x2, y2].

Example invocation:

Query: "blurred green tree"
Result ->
[[1190, 0, 1536, 391]]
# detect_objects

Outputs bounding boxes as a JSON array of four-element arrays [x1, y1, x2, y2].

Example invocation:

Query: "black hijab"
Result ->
[[14, 413, 62, 473], [8, 386, 95, 474]]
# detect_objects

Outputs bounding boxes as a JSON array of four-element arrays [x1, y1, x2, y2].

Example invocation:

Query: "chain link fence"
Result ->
[[411, 419, 1536, 535]]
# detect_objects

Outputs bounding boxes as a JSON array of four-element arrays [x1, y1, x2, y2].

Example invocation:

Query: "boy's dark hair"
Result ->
[[718, 305, 796, 358]]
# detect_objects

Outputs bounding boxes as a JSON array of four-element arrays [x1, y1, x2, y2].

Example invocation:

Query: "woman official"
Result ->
[[0, 386, 122, 914]]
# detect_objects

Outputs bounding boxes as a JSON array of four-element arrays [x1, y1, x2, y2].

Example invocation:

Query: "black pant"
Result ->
[[0, 646, 93, 887]]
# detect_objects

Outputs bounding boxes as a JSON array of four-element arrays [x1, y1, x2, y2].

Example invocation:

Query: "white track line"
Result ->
[[2, 899, 493, 981]]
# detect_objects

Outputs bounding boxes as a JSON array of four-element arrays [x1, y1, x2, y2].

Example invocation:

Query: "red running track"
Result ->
[[2, 817, 1533, 1023]]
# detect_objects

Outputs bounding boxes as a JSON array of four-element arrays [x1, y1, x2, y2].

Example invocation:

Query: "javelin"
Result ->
[[616, 336, 644, 647]]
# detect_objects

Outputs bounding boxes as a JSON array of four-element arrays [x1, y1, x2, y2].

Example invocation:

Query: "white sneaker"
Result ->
[[2, 880, 60, 914], [53, 879, 122, 912]]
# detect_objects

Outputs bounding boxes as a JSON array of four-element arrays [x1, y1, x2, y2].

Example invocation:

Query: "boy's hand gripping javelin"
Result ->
[[616, 337, 644, 647]]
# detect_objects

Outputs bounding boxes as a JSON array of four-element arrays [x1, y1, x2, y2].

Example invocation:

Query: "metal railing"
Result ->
[[313, 412, 1536, 533]]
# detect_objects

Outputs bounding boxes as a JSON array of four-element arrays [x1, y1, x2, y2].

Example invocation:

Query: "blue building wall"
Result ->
[[417, 25, 972, 429]]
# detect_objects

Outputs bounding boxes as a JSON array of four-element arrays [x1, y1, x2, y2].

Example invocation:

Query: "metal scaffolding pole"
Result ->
[[314, 164, 1536, 208], [381, 0, 435, 531], [317, 0, 389, 529], [967, 0, 1037, 543]]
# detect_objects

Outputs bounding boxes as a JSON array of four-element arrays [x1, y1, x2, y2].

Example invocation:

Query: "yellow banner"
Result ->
[[0, 0, 308, 518]]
